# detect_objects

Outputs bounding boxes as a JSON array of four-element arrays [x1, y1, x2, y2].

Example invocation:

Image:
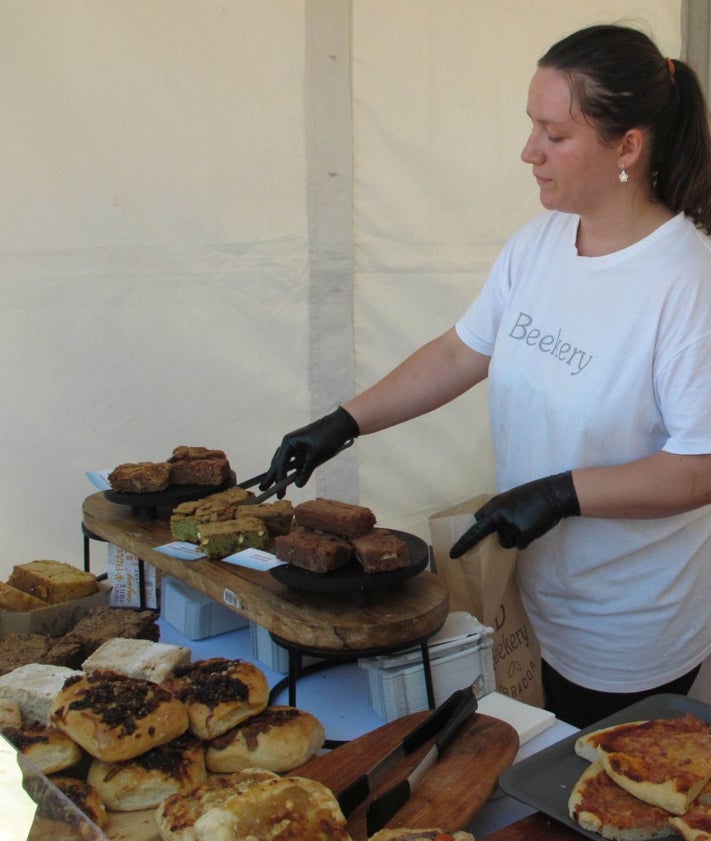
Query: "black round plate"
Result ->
[[103, 473, 236, 509], [269, 529, 429, 593]]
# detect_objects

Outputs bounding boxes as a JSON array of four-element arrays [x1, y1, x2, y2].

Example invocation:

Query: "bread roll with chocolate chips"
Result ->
[[88, 732, 207, 811], [50, 670, 189, 762], [205, 705, 325, 773], [3, 720, 83, 774], [163, 658, 269, 740]]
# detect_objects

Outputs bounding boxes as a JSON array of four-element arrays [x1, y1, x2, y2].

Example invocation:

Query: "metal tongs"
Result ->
[[237, 439, 355, 504]]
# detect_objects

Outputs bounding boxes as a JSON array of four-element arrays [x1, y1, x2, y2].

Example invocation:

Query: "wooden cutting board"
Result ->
[[294, 710, 519, 840], [103, 711, 518, 841]]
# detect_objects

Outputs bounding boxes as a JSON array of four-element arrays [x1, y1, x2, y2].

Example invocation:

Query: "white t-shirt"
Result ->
[[456, 211, 711, 692]]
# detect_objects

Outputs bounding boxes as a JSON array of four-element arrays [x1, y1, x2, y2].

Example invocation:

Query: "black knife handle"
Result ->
[[366, 778, 411, 837], [434, 687, 479, 753], [337, 773, 369, 818], [402, 688, 464, 753]]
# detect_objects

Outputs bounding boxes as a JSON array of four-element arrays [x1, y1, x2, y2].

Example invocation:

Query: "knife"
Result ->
[[365, 679, 482, 835], [336, 687, 468, 818]]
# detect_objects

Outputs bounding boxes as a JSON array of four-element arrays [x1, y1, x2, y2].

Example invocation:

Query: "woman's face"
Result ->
[[521, 67, 620, 217]]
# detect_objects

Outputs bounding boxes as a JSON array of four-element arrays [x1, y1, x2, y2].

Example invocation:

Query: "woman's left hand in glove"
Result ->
[[449, 471, 580, 556]]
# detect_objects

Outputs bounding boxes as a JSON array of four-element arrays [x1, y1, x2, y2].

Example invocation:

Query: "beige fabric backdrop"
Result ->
[[0, 1, 681, 578]]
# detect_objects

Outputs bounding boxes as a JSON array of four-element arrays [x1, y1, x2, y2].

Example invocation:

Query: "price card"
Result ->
[[220, 547, 286, 571], [155, 542, 207, 561]]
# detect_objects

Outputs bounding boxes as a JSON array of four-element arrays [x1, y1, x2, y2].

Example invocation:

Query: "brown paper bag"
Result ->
[[429, 495, 545, 707]]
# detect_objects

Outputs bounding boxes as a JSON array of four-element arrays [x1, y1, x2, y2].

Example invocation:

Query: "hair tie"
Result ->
[[667, 56, 676, 82]]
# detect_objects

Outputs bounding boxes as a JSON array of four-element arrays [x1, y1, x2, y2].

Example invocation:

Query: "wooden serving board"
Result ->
[[103, 711, 518, 841]]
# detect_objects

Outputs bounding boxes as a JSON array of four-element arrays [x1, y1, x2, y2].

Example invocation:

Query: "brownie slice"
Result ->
[[169, 457, 231, 486], [352, 528, 410, 574], [0, 634, 53, 677], [108, 461, 172, 493], [170, 486, 256, 543], [294, 498, 376, 540], [275, 527, 354, 573], [234, 500, 295, 537]]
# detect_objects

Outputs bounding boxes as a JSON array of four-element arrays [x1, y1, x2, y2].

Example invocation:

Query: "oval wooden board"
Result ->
[[103, 711, 518, 841]]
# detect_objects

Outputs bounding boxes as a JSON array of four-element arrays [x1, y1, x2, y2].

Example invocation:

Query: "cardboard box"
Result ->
[[161, 577, 249, 640], [358, 612, 496, 721], [0, 579, 112, 639]]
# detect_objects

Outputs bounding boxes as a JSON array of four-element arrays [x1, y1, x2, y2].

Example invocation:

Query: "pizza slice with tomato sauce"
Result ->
[[575, 714, 711, 815]]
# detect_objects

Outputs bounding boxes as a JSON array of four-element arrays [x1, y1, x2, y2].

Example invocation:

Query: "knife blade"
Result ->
[[336, 687, 467, 818], [365, 681, 481, 835]]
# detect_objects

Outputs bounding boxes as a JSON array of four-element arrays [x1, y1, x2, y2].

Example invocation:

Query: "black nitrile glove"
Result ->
[[260, 407, 360, 496], [449, 471, 580, 556]]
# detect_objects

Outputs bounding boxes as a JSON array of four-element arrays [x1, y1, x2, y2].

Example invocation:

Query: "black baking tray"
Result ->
[[498, 693, 711, 841], [269, 529, 429, 596]]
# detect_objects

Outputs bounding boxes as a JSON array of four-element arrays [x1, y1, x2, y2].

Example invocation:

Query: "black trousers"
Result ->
[[541, 659, 701, 729]]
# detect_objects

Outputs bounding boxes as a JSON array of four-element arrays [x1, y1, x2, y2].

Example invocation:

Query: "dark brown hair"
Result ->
[[539, 24, 711, 233]]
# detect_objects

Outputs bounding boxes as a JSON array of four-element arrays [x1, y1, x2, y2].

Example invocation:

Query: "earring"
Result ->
[[618, 167, 629, 184]]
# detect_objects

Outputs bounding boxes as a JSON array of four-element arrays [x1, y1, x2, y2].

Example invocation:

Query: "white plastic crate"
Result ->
[[358, 612, 495, 721], [249, 622, 322, 674], [161, 577, 249, 640]]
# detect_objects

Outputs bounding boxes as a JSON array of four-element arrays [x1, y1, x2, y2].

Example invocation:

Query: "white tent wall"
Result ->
[[0, 1, 682, 580]]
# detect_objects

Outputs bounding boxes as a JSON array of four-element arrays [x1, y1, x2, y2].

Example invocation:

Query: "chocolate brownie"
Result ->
[[108, 461, 172, 493], [352, 528, 410, 573], [275, 527, 354, 573], [294, 498, 376, 539]]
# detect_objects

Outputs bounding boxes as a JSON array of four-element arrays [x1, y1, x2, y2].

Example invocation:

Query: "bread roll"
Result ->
[[205, 705, 325, 773], [50, 776, 108, 828], [3, 720, 83, 774], [163, 658, 269, 740], [156, 768, 279, 841], [193, 775, 351, 841], [50, 670, 189, 762], [88, 733, 206, 811]]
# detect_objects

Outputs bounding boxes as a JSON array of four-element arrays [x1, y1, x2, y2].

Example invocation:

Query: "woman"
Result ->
[[260, 25, 711, 728]]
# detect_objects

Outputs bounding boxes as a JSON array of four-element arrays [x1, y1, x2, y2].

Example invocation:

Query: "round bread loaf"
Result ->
[[156, 768, 279, 841], [205, 705, 325, 773], [50, 670, 189, 762], [88, 732, 207, 811], [163, 658, 269, 740], [50, 775, 108, 828], [4, 720, 83, 774]]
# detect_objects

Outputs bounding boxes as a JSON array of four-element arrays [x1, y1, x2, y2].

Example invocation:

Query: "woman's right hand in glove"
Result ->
[[259, 407, 359, 496]]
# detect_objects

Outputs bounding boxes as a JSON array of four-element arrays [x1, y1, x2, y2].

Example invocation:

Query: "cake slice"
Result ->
[[352, 528, 410, 573], [8, 560, 99, 605], [197, 516, 268, 559], [169, 457, 231, 486], [170, 486, 256, 542], [81, 637, 191, 683], [275, 527, 354, 573], [294, 498, 376, 539], [234, 500, 295, 536], [0, 581, 48, 611]]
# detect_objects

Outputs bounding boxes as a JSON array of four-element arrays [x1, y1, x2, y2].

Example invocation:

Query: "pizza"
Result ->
[[162, 657, 269, 740], [587, 715, 711, 815], [191, 774, 352, 841], [669, 806, 711, 841], [568, 760, 673, 840]]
